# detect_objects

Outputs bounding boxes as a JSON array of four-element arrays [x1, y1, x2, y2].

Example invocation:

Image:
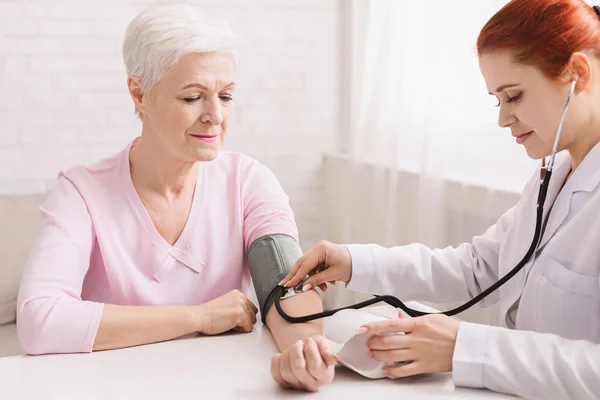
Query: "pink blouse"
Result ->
[[16, 139, 299, 355]]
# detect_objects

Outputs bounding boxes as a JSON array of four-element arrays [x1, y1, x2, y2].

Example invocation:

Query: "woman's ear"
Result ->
[[565, 52, 592, 93], [127, 76, 148, 116]]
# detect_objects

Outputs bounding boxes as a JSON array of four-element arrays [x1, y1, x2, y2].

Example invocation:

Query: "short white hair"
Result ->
[[122, 4, 241, 117]]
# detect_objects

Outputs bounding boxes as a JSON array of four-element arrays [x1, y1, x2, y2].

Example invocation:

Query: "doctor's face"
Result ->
[[478, 50, 585, 160]]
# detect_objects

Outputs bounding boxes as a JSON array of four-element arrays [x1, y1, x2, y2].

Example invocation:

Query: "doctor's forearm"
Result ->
[[348, 243, 488, 303], [265, 290, 324, 351], [454, 322, 600, 399]]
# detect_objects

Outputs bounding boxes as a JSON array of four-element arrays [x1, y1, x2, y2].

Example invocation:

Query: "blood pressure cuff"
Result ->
[[247, 234, 303, 324]]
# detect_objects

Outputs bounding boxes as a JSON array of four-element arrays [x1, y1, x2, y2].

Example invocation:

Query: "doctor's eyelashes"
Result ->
[[507, 92, 523, 103], [494, 92, 524, 107]]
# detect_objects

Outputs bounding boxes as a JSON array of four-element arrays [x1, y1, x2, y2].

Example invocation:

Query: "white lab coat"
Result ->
[[344, 142, 600, 400]]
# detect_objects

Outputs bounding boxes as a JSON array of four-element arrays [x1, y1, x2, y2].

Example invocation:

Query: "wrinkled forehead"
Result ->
[[160, 52, 236, 89]]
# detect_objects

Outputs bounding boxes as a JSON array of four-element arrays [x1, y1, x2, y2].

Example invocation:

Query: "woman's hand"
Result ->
[[271, 335, 338, 392], [280, 240, 352, 292], [195, 290, 258, 335], [360, 313, 460, 378]]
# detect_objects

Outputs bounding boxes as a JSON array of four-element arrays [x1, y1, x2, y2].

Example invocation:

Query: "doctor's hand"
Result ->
[[271, 335, 338, 392], [280, 240, 352, 292], [360, 313, 460, 378]]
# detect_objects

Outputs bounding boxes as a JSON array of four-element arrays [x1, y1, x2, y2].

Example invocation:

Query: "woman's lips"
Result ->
[[191, 134, 219, 143], [515, 131, 533, 145]]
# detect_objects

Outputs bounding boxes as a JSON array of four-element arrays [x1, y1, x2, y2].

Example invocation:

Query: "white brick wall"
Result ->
[[0, 0, 341, 248]]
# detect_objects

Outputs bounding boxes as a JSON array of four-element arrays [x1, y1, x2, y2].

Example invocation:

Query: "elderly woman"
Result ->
[[16, 4, 335, 393]]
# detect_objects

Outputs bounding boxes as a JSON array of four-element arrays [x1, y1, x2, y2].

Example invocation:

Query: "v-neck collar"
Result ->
[[121, 139, 205, 276]]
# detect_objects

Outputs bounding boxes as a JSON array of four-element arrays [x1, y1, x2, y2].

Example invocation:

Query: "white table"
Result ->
[[0, 304, 519, 399]]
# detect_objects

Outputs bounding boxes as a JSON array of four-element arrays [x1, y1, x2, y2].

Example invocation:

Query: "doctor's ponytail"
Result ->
[[477, 0, 600, 79]]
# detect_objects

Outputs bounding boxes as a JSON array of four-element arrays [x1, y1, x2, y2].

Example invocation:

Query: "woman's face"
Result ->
[[134, 51, 235, 162], [478, 50, 587, 160]]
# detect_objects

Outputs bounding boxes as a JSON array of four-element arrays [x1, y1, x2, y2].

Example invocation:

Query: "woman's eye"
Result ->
[[507, 93, 523, 103], [494, 92, 523, 107], [182, 95, 233, 103], [183, 97, 201, 103]]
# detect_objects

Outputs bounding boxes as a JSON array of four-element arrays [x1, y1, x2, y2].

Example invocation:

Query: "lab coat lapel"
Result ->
[[536, 154, 572, 251], [537, 143, 600, 250]]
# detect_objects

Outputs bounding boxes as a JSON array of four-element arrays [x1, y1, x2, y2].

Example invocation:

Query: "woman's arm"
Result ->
[[16, 176, 203, 354], [240, 158, 337, 391], [92, 305, 198, 351], [93, 289, 257, 351], [453, 322, 600, 399], [264, 289, 323, 351], [18, 176, 257, 355], [17, 175, 103, 354], [265, 290, 338, 393], [240, 158, 329, 349]]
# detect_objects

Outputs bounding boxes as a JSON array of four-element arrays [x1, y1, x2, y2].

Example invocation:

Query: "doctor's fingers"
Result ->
[[289, 341, 320, 392], [366, 333, 410, 350], [361, 317, 416, 336], [369, 348, 415, 363], [304, 264, 339, 292], [308, 264, 330, 292], [383, 361, 423, 379], [282, 246, 324, 288], [282, 250, 310, 285]]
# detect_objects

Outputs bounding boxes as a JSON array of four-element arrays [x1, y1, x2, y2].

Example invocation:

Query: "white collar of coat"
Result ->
[[535, 141, 600, 250], [559, 140, 600, 194]]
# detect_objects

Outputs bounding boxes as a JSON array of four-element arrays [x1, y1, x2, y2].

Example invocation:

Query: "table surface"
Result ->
[[0, 304, 519, 400]]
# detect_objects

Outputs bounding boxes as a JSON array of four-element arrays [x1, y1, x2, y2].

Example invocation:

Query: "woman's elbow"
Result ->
[[16, 305, 46, 355], [16, 297, 88, 355], [17, 333, 48, 356], [16, 297, 57, 355]]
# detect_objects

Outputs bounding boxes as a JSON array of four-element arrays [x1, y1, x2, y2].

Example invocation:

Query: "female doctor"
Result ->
[[278, 0, 600, 398]]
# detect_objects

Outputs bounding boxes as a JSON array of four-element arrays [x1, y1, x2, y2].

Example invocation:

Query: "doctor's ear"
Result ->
[[563, 52, 593, 93]]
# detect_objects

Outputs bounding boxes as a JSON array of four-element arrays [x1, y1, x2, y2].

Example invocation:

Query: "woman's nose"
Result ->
[[200, 99, 224, 126], [497, 105, 517, 128]]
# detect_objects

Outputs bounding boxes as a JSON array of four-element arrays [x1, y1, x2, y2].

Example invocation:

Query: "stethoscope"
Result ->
[[272, 79, 577, 323]]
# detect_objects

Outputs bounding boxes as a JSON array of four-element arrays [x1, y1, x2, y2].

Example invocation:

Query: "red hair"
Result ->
[[477, 0, 600, 78]]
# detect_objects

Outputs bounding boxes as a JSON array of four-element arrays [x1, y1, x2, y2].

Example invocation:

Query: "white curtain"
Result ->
[[346, 0, 538, 238], [324, 0, 542, 324]]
